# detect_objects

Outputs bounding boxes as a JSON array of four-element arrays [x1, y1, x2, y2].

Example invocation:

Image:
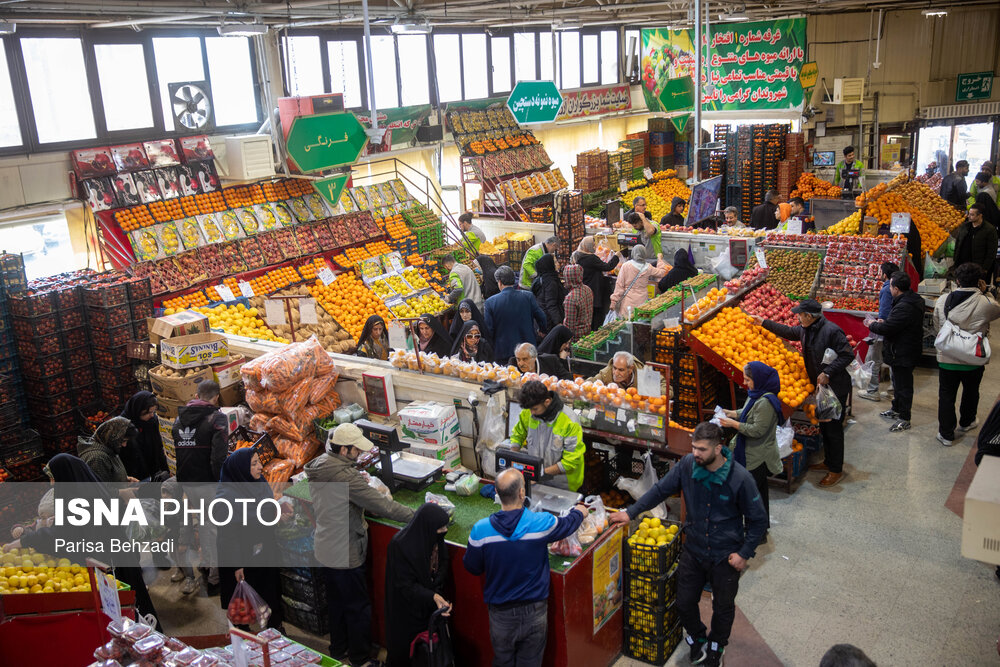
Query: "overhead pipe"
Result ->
[[694, 0, 702, 182], [91, 13, 217, 28]]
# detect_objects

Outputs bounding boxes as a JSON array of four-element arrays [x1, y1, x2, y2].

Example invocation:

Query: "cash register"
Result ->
[[356, 419, 443, 492], [494, 446, 582, 515], [841, 167, 862, 198]]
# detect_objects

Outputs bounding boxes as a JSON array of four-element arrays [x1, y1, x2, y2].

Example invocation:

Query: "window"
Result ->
[[560, 31, 581, 89], [582, 34, 599, 85], [0, 45, 22, 147], [152, 37, 206, 132], [21, 38, 96, 144], [328, 40, 363, 108], [491, 37, 511, 93], [600, 30, 618, 84], [205, 37, 258, 127], [93, 43, 154, 133], [0, 215, 78, 281], [513, 33, 536, 82], [624, 29, 640, 78], [539, 32, 554, 82], [283, 35, 324, 97], [462, 34, 488, 100], [397, 35, 430, 106], [365, 35, 399, 109], [433, 34, 462, 103]]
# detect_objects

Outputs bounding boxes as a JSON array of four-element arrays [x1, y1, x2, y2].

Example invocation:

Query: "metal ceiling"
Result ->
[[0, 0, 993, 30]]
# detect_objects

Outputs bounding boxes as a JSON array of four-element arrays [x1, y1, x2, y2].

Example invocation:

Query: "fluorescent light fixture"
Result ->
[[390, 18, 432, 34], [0, 21, 15, 35], [217, 23, 268, 36], [554, 20, 582, 31], [921, 9, 947, 17], [719, 11, 750, 22]]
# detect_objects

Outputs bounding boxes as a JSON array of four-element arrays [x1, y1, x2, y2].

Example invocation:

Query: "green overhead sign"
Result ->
[[956, 71, 994, 102], [313, 173, 350, 208], [507, 81, 563, 124], [286, 112, 368, 173], [658, 76, 694, 113]]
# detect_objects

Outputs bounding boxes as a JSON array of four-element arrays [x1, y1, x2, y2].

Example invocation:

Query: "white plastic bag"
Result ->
[[710, 405, 728, 426], [614, 452, 667, 519], [924, 252, 947, 278], [821, 347, 837, 365], [425, 491, 456, 518], [710, 250, 738, 280], [576, 497, 607, 545], [476, 394, 506, 479], [454, 473, 480, 496], [847, 355, 875, 390], [776, 419, 795, 459]]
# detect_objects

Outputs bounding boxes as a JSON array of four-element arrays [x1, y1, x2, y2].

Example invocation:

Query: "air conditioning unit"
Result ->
[[832, 78, 864, 105], [224, 135, 275, 180]]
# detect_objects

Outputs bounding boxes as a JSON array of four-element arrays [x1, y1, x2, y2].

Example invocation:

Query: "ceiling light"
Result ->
[[0, 21, 15, 35], [921, 9, 947, 17], [718, 11, 750, 22], [554, 20, 582, 31], [217, 23, 268, 36], [390, 18, 432, 34]]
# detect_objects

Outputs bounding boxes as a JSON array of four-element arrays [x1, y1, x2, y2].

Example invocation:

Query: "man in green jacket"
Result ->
[[442, 253, 483, 308], [305, 423, 415, 667], [458, 212, 486, 254], [509, 380, 585, 491], [834, 145, 864, 187], [519, 236, 559, 289]]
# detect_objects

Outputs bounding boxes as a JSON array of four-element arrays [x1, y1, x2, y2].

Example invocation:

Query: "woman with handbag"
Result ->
[[608, 246, 667, 320], [933, 262, 1000, 446]]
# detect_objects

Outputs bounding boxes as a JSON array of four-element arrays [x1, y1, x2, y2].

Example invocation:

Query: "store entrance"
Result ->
[[916, 121, 996, 186]]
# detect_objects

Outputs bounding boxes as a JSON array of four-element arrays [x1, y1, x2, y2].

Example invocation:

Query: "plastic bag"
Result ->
[[308, 372, 339, 405], [847, 355, 875, 390], [710, 250, 738, 280], [924, 252, 947, 278], [266, 415, 304, 441], [454, 473, 479, 496], [549, 509, 583, 556], [227, 580, 271, 629], [263, 458, 294, 486], [476, 394, 506, 479], [821, 347, 837, 365], [274, 436, 322, 467], [710, 405, 728, 426], [577, 496, 607, 545], [614, 452, 666, 519], [248, 412, 273, 432], [280, 377, 312, 417], [304, 336, 336, 376], [775, 419, 795, 459], [367, 473, 392, 500], [259, 340, 318, 391], [425, 492, 455, 518], [814, 384, 843, 421]]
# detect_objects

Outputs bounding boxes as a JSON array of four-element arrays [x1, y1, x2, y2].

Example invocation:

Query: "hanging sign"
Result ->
[[956, 71, 993, 102], [670, 114, 691, 134], [317, 267, 336, 285], [658, 76, 695, 113], [555, 84, 632, 121], [264, 299, 287, 326], [96, 569, 121, 622], [215, 284, 236, 303], [285, 112, 368, 173], [755, 249, 768, 268], [314, 173, 350, 208], [507, 81, 564, 124]]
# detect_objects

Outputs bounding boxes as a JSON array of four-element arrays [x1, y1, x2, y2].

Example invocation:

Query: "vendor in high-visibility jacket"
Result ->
[[509, 380, 585, 492], [518, 236, 560, 289], [442, 253, 483, 309], [834, 145, 865, 188], [458, 212, 486, 254]]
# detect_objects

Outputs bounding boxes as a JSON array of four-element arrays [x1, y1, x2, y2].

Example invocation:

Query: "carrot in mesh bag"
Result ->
[[278, 377, 312, 418], [304, 336, 336, 376], [263, 458, 295, 486], [313, 393, 342, 417], [245, 389, 279, 415], [248, 412, 274, 432], [258, 341, 317, 392], [308, 372, 340, 405], [266, 415, 304, 441], [274, 436, 322, 467], [240, 356, 265, 391]]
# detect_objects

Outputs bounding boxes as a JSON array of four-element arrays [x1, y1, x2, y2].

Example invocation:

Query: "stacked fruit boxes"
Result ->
[[0, 253, 27, 428], [84, 278, 142, 412], [622, 518, 683, 665], [575, 150, 609, 192], [608, 148, 633, 188], [280, 566, 329, 635], [653, 329, 723, 428], [648, 131, 675, 173], [554, 191, 584, 265]]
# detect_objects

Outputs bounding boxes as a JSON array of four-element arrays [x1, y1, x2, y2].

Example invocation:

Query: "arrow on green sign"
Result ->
[[313, 173, 350, 208], [507, 81, 564, 125], [658, 76, 694, 113], [286, 112, 368, 173]]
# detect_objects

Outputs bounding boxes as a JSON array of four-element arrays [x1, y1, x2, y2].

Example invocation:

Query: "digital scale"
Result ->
[[841, 168, 862, 198], [495, 446, 582, 515], [356, 418, 444, 492], [728, 238, 749, 268], [616, 231, 642, 252]]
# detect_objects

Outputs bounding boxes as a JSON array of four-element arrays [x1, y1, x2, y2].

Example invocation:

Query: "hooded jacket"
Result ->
[[530, 254, 566, 331], [868, 289, 926, 367], [446, 261, 483, 309], [172, 399, 229, 483], [463, 506, 584, 605], [934, 287, 1000, 366], [610, 252, 666, 317], [658, 248, 699, 292], [510, 396, 586, 491], [305, 451, 415, 569], [562, 265, 593, 338], [659, 197, 687, 227], [763, 316, 854, 400], [77, 416, 133, 483]]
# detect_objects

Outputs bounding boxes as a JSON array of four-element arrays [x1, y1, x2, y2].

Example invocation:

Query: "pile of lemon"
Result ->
[[194, 303, 289, 343], [0, 548, 120, 594], [821, 210, 862, 236], [627, 516, 678, 547], [406, 292, 448, 316]]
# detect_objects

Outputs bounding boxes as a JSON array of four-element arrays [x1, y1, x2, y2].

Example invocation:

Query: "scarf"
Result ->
[[537, 392, 564, 423], [734, 361, 783, 467], [216, 447, 272, 501], [691, 446, 733, 490]]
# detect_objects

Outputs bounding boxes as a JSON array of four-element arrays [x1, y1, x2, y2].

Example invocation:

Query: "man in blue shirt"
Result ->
[[859, 261, 899, 402], [464, 468, 586, 667], [484, 265, 548, 361], [611, 422, 767, 667]]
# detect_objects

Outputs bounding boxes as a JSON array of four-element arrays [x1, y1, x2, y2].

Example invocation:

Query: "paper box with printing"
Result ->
[[398, 402, 460, 445], [160, 332, 229, 369], [403, 437, 461, 469]]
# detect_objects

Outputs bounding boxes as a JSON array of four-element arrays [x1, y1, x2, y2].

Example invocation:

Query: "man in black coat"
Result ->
[[754, 300, 854, 487], [953, 203, 999, 279], [749, 190, 780, 230], [940, 160, 970, 211], [868, 272, 925, 433], [509, 342, 572, 380]]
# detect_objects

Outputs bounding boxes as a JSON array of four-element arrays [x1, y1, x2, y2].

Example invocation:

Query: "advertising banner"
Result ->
[[557, 84, 633, 121], [353, 104, 433, 147]]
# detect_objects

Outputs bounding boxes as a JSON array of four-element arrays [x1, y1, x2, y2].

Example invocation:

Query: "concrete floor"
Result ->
[[146, 364, 1000, 666]]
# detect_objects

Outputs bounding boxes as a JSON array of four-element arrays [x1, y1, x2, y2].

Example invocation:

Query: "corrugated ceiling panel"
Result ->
[[930, 10, 998, 80]]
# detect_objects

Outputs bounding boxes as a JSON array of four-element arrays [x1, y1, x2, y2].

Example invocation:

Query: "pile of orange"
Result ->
[[692, 307, 813, 407], [790, 173, 841, 200], [867, 192, 949, 251], [407, 254, 424, 266], [115, 206, 154, 232], [297, 257, 327, 280], [149, 200, 183, 223], [895, 181, 965, 231], [285, 179, 315, 197], [380, 214, 412, 240], [179, 196, 201, 217], [309, 272, 392, 341], [261, 180, 290, 201], [194, 192, 227, 213], [855, 182, 888, 207], [247, 265, 301, 295], [163, 290, 209, 311], [223, 184, 266, 208], [683, 287, 728, 321]]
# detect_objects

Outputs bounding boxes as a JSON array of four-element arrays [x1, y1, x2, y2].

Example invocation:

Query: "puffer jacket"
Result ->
[[763, 316, 854, 400], [933, 287, 1000, 365], [868, 290, 925, 367], [305, 452, 415, 569]]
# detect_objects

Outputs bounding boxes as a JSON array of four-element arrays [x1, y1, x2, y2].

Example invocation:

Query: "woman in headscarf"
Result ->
[[450, 320, 493, 363], [576, 236, 622, 330], [609, 246, 667, 319], [775, 202, 791, 224], [717, 362, 783, 537], [216, 448, 284, 630], [658, 248, 699, 293], [975, 190, 1000, 228], [448, 298, 489, 342], [385, 503, 452, 667], [119, 391, 168, 482], [356, 314, 390, 361], [538, 324, 573, 360], [476, 254, 502, 300], [77, 415, 138, 484], [531, 253, 567, 331], [412, 313, 452, 358]]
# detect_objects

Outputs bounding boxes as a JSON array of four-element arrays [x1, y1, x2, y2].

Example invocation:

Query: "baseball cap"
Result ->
[[327, 423, 374, 452], [791, 299, 823, 315]]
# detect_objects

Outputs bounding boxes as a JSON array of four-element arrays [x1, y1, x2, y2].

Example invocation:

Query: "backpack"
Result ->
[[410, 607, 455, 667]]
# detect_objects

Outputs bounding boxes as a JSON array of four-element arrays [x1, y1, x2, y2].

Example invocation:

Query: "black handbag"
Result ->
[[409, 607, 455, 667]]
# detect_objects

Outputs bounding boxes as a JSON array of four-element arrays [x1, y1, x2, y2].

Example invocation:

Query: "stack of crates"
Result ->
[[84, 278, 140, 411], [725, 131, 741, 209], [575, 150, 609, 192], [554, 190, 584, 265], [619, 137, 646, 178], [653, 329, 724, 428], [648, 130, 674, 173], [280, 566, 329, 635], [622, 520, 683, 664], [0, 253, 26, 428], [608, 149, 633, 188], [625, 132, 649, 170]]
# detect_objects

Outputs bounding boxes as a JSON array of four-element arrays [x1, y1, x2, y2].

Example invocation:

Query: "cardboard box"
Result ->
[[157, 416, 174, 440], [149, 365, 214, 401], [219, 384, 244, 408], [149, 311, 210, 344], [160, 332, 229, 369], [961, 456, 1000, 564], [404, 437, 461, 469], [213, 354, 246, 388], [219, 406, 242, 434], [398, 402, 460, 446], [155, 396, 186, 420]]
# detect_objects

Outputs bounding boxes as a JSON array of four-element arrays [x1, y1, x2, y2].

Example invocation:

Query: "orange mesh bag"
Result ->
[[259, 341, 317, 392], [305, 336, 336, 376], [308, 372, 340, 405], [266, 415, 303, 441]]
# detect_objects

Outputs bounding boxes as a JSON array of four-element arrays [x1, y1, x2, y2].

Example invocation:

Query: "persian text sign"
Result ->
[[507, 81, 564, 124], [956, 72, 994, 102], [556, 84, 632, 121]]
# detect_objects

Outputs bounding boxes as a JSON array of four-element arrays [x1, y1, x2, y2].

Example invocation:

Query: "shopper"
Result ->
[[510, 342, 572, 380], [720, 206, 746, 230], [476, 253, 502, 300], [305, 423, 415, 667], [464, 468, 587, 667], [974, 190, 1000, 228], [609, 246, 667, 319], [660, 197, 687, 228], [610, 422, 767, 667], [442, 253, 483, 309], [385, 503, 453, 667], [485, 266, 547, 362], [575, 236, 622, 330], [974, 399, 1000, 465], [458, 212, 486, 254], [717, 362, 783, 537], [530, 253, 566, 331], [933, 262, 1000, 446], [448, 298, 489, 343], [788, 196, 806, 219], [450, 321, 493, 363], [755, 300, 854, 487], [561, 264, 593, 339], [834, 146, 864, 187], [968, 171, 998, 207], [658, 248, 699, 292], [902, 218, 923, 280], [518, 236, 559, 289], [173, 380, 229, 589], [859, 262, 899, 402], [941, 160, 970, 211], [412, 313, 453, 358], [750, 191, 780, 230], [953, 203, 998, 278], [77, 416, 137, 484], [216, 448, 283, 631], [509, 380, 586, 491], [538, 324, 573, 361], [356, 314, 390, 361], [627, 207, 662, 257], [119, 391, 169, 482]]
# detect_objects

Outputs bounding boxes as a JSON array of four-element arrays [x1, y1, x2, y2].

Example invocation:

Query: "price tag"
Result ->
[[388, 320, 408, 349], [755, 249, 768, 268], [96, 568, 121, 622], [616, 408, 627, 422], [643, 167, 654, 180], [619, 179, 628, 193], [215, 284, 236, 303], [300, 298, 318, 324], [231, 635, 249, 667], [237, 280, 254, 298], [890, 212, 911, 234], [264, 299, 287, 326], [784, 218, 803, 234], [637, 367, 662, 398], [662, 317, 680, 328], [317, 267, 336, 285]]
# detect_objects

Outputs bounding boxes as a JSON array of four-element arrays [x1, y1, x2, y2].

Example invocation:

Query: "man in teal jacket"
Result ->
[[510, 380, 585, 491], [519, 236, 559, 289]]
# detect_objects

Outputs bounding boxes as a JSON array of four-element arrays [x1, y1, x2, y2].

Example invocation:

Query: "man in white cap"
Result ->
[[306, 423, 415, 667]]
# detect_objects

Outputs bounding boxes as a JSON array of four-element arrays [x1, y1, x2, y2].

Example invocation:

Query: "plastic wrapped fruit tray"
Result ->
[[86, 304, 132, 330]]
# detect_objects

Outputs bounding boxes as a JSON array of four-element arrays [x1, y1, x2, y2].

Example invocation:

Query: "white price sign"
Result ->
[[619, 180, 628, 193], [215, 284, 236, 303], [317, 267, 336, 285], [264, 299, 287, 326], [96, 568, 121, 622], [388, 321, 408, 349], [237, 280, 254, 298], [636, 367, 662, 398], [890, 212, 911, 234], [755, 249, 768, 268], [784, 218, 803, 234], [643, 167, 654, 180], [299, 298, 318, 325]]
